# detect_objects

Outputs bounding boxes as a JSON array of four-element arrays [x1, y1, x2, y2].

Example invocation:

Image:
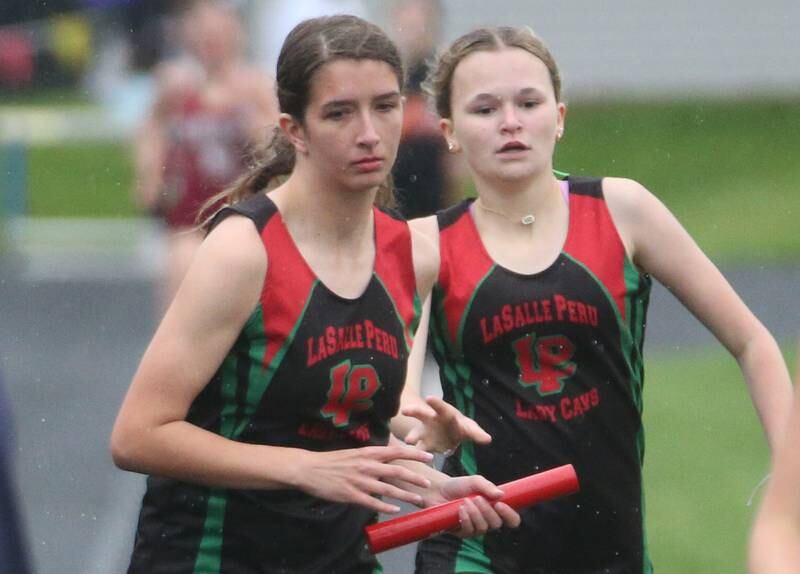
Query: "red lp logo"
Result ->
[[321, 360, 381, 427], [512, 333, 576, 396]]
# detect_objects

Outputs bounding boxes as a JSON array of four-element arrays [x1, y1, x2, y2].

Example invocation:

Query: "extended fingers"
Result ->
[[460, 417, 492, 444], [351, 447, 434, 495], [400, 402, 437, 421], [377, 460, 432, 490], [371, 444, 434, 466], [349, 489, 402, 514], [426, 397, 492, 444], [360, 476, 426, 507], [425, 396, 457, 422], [347, 462, 429, 510]]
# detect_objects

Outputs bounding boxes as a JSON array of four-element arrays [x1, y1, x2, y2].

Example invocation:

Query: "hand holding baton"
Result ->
[[365, 463, 579, 554]]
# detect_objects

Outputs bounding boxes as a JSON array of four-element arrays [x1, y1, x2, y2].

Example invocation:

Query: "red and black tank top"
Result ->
[[160, 93, 251, 229], [128, 193, 421, 574], [430, 176, 653, 572]]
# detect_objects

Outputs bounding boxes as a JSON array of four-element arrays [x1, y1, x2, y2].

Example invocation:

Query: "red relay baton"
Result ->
[[365, 464, 579, 554]]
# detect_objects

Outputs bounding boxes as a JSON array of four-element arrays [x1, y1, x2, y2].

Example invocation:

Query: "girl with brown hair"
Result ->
[[113, 15, 518, 574]]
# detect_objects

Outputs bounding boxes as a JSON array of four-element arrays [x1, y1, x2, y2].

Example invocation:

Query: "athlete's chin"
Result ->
[[489, 164, 538, 182], [347, 171, 389, 192]]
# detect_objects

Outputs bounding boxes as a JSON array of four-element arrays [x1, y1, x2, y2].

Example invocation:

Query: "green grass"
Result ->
[[0, 87, 92, 107], [555, 99, 800, 264], [6, 98, 800, 261], [642, 343, 796, 573], [25, 142, 137, 218]]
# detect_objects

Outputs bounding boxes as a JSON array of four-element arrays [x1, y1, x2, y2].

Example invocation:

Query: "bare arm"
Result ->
[[748, 350, 800, 573], [110, 216, 434, 513], [749, 398, 800, 573], [606, 177, 792, 447], [391, 216, 439, 439], [392, 293, 432, 439]]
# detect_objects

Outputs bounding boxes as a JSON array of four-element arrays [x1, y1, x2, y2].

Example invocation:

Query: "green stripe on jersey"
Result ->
[[430, 298, 478, 476], [193, 491, 227, 573], [623, 257, 652, 574], [561, 253, 639, 402], [193, 284, 318, 573], [233, 282, 318, 438], [455, 265, 496, 356], [455, 535, 493, 573], [429, 263, 491, 476], [564, 252, 652, 573]]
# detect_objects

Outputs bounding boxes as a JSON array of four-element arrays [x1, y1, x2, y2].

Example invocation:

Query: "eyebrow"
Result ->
[[517, 87, 543, 97], [320, 90, 401, 110], [468, 87, 544, 103], [374, 90, 402, 100]]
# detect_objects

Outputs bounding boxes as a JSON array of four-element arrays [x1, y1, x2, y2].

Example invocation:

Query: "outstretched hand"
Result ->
[[294, 444, 434, 514], [432, 475, 521, 538], [402, 396, 492, 453]]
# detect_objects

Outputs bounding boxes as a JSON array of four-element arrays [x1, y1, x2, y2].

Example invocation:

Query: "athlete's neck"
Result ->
[[272, 171, 376, 248], [473, 169, 563, 222]]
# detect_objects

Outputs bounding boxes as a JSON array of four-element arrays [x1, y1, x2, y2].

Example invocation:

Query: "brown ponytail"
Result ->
[[196, 127, 291, 227]]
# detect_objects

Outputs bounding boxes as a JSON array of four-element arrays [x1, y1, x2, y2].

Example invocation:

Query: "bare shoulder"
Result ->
[[162, 213, 267, 342], [601, 177, 660, 259], [408, 216, 440, 298], [603, 176, 676, 224], [200, 214, 267, 283], [602, 176, 651, 213]]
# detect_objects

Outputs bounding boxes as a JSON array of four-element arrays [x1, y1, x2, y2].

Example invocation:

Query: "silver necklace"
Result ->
[[475, 198, 536, 226]]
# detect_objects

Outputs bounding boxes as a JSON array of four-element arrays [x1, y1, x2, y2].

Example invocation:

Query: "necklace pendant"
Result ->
[[521, 214, 535, 225]]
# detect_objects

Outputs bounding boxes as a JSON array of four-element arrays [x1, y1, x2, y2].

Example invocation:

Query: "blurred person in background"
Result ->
[[134, 0, 278, 311], [390, 0, 464, 218], [112, 15, 518, 573], [0, 370, 32, 574], [394, 25, 793, 574], [86, 0, 183, 131], [749, 347, 800, 574]]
